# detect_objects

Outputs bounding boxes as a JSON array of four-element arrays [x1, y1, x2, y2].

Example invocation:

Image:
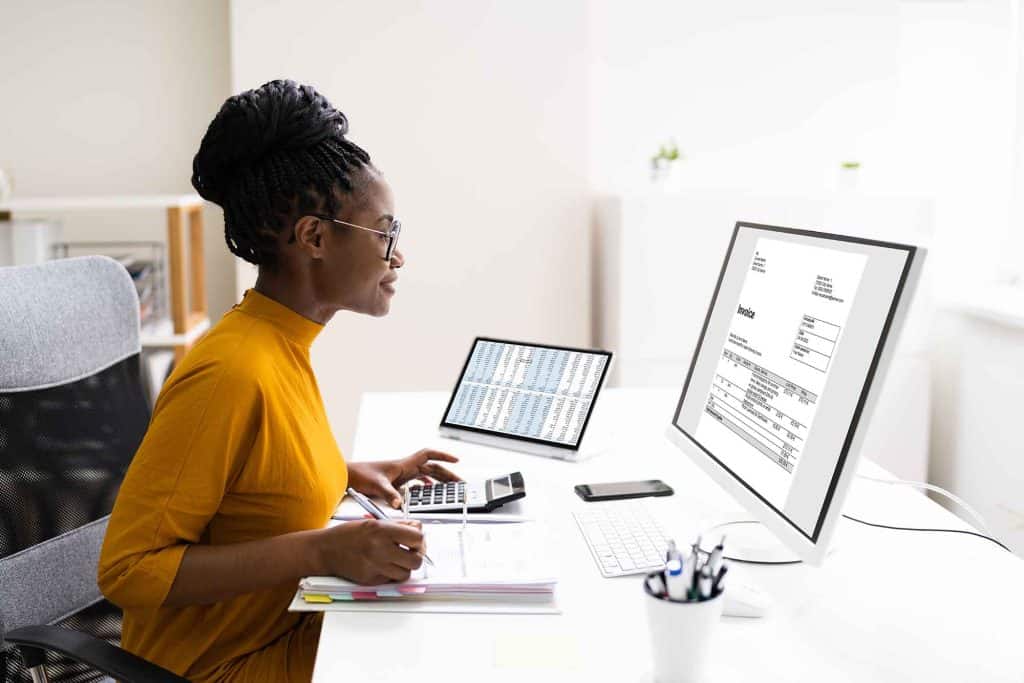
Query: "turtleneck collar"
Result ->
[[234, 289, 324, 348]]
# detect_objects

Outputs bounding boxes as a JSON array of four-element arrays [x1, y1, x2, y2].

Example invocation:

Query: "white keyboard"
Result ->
[[573, 503, 671, 577]]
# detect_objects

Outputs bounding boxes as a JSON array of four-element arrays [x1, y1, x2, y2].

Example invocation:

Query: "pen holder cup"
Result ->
[[643, 573, 724, 683]]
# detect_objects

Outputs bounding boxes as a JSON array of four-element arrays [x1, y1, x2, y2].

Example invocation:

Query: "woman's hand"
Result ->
[[315, 519, 425, 585], [347, 449, 461, 508]]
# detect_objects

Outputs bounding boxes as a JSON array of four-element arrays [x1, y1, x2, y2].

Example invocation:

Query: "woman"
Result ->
[[98, 79, 459, 682]]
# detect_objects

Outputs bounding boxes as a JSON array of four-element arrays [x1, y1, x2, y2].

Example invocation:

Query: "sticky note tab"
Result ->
[[352, 591, 379, 600], [303, 594, 332, 604]]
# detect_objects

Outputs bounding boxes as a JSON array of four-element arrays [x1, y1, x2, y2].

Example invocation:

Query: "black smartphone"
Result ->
[[574, 479, 674, 502]]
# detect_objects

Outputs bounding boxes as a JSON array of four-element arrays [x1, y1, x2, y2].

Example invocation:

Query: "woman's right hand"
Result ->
[[314, 519, 426, 585]]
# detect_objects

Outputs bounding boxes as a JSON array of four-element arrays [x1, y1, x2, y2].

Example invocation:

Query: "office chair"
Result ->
[[0, 256, 188, 682]]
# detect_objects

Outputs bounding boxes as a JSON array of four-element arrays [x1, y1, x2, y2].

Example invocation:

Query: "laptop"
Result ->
[[438, 337, 613, 460]]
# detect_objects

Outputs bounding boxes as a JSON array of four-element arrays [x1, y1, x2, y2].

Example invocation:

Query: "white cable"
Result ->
[[856, 474, 991, 535]]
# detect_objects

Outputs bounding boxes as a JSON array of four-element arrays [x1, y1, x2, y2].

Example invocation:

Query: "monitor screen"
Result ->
[[441, 338, 611, 449], [672, 224, 916, 541]]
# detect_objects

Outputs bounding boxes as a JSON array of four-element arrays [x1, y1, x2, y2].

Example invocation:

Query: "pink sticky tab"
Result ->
[[352, 591, 379, 600], [398, 585, 428, 595]]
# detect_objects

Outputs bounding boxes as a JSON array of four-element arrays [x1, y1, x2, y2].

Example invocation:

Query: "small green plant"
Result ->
[[651, 140, 682, 170]]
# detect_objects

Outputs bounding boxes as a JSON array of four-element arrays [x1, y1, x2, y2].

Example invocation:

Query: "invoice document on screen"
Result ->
[[694, 237, 867, 509]]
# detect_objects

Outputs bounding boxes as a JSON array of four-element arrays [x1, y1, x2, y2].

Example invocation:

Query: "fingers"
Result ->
[[423, 462, 461, 482], [414, 449, 459, 464], [380, 521, 426, 552], [380, 562, 413, 583], [378, 480, 403, 509], [383, 544, 424, 571], [395, 519, 423, 531]]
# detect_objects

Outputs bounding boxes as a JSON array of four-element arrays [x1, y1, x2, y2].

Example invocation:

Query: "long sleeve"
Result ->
[[97, 353, 261, 609], [97, 289, 346, 681]]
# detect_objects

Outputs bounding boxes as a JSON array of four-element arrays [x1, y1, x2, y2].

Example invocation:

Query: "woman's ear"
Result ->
[[292, 216, 326, 258]]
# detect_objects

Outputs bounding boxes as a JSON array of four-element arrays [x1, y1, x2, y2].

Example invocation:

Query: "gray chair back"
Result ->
[[0, 256, 151, 681]]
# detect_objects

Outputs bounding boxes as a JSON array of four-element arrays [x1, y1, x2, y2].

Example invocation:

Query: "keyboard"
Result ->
[[573, 503, 671, 577]]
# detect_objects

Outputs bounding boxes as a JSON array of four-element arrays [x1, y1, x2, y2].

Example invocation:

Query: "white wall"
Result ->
[[587, 0, 1018, 295], [0, 0, 235, 319], [585, 0, 1023, 546], [231, 0, 592, 455]]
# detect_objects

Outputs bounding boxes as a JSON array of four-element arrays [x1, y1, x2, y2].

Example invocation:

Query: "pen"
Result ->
[[698, 564, 713, 601], [680, 551, 695, 601], [712, 565, 728, 597], [647, 572, 666, 598], [708, 536, 726, 576], [665, 559, 686, 601], [687, 543, 700, 600], [345, 487, 435, 567], [665, 539, 679, 563]]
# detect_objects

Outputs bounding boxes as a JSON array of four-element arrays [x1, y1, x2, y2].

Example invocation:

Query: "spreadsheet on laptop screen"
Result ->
[[443, 340, 610, 447]]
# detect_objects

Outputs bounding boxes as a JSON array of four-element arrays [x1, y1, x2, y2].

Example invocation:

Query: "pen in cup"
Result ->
[[345, 487, 435, 567]]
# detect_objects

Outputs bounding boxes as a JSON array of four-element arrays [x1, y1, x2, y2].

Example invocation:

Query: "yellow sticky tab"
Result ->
[[303, 594, 333, 604]]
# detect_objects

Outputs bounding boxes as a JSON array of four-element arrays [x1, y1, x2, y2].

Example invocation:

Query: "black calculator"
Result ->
[[405, 472, 526, 513]]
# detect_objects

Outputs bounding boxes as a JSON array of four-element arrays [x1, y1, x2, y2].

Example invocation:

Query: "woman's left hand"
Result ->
[[347, 449, 461, 509]]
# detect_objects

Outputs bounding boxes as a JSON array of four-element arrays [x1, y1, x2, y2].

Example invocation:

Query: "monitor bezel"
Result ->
[[439, 336, 613, 451], [667, 221, 921, 564]]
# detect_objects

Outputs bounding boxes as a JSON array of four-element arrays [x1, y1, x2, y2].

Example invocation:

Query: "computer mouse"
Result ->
[[722, 581, 772, 618]]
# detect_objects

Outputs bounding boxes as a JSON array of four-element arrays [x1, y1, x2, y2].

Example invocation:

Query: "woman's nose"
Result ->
[[391, 247, 405, 269]]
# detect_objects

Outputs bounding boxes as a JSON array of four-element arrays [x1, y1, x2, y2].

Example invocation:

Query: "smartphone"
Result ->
[[574, 479, 673, 502]]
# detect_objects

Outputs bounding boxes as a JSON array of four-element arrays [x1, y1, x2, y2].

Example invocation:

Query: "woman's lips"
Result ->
[[381, 277, 397, 294]]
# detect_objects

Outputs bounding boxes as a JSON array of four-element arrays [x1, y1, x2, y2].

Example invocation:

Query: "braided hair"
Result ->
[[191, 79, 372, 266]]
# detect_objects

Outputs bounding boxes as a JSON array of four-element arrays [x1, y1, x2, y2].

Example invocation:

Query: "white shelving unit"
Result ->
[[1, 194, 209, 363]]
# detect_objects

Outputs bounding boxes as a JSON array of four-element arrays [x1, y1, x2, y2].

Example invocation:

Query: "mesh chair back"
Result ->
[[0, 256, 151, 682]]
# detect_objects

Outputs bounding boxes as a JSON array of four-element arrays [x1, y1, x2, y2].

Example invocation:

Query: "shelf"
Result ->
[[0, 194, 203, 212], [140, 316, 211, 348], [1, 194, 209, 363]]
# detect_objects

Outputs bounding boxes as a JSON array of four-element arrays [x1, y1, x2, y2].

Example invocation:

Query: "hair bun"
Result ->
[[191, 79, 348, 205]]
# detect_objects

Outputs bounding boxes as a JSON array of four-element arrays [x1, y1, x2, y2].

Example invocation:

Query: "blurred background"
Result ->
[[1, 0, 1021, 554]]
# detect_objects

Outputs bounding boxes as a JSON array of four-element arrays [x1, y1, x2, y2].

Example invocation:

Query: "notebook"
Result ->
[[290, 522, 559, 615]]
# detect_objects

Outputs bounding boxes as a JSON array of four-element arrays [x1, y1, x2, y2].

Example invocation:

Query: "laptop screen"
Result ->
[[440, 338, 612, 450]]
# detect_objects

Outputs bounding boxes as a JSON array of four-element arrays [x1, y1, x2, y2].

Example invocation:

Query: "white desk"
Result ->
[[314, 389, 1024, 683]]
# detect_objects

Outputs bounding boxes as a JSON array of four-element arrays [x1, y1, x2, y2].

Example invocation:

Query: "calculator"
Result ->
[[404, 472, 526, 513]]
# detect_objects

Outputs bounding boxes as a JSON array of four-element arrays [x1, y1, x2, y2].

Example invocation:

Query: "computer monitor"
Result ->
[[665, 222, 924, 565]]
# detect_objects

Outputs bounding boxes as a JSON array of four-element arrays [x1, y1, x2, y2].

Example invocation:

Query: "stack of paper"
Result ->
[[291, 523, 559, 614], [331, 494, 530, 523]]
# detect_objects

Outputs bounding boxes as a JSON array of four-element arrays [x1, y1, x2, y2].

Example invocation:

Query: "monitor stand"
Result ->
[[701, 520, 803, 564]]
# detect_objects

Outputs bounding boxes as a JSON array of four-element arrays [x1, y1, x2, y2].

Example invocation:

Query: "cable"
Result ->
[[842, 513, 1012, 553], [700, 515, 1013, 563], [856, 474, 991, 534], [699, 520, 803, 565]]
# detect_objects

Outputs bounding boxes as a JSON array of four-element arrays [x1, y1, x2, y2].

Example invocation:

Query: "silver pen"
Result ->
[[345, 487, 435, 566]]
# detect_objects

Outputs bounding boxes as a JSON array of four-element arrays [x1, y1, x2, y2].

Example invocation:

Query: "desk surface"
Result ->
[[314, 389, 1024, 683]]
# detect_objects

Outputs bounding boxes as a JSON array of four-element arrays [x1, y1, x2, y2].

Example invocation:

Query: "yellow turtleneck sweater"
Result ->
[[99, 289, 348, 682]]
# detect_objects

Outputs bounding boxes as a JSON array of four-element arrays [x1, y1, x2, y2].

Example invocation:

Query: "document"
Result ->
[[694, 237, 867, 508], [292, 523, 559, 615]]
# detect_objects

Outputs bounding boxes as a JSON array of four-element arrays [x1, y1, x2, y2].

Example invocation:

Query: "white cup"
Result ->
[[644, 575, 724, 682]]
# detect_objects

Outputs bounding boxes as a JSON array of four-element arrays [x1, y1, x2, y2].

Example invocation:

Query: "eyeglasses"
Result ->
[[306, 214, 402, 261]]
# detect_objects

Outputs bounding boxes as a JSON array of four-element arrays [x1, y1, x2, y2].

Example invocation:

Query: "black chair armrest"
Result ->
[[5, 625, 190, 683]]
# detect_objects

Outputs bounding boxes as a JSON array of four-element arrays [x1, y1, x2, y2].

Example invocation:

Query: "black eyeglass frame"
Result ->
[[302, 214, 402, 261]]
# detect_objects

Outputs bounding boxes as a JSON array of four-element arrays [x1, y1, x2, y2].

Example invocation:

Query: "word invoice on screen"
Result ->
[[694, 238, 867, 508]]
